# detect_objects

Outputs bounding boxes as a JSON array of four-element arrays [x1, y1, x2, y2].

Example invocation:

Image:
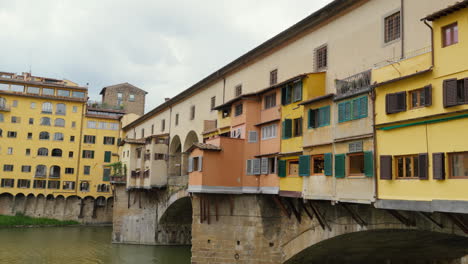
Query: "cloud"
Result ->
[[0, 0, 333, 111]]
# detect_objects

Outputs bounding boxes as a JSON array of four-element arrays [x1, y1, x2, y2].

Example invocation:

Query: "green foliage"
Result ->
[[108, 161, 124, 177], [0, 214, 79, 227]]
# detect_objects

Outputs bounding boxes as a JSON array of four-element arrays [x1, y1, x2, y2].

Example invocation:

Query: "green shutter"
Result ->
[[323, 106, 330, 126], [364, 151, 374, 177], [308, 109, 315, 128], [324, 153, 333, 176], [352, 98, 360, 119], [283, 119, 292, 139], [360, 96, 368, 118], [103, 168, 110, 181], [299, 155, 310, 177], [335, 154, 345, 178], [104, 151, 111, 163], [278, 160, 287, 177], [344, 102, 351, 121], [338, 103, 345, 123], [281, 87, 287, 105]]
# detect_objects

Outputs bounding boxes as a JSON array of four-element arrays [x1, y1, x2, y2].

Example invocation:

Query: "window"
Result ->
[[235, 85, 242, 97], [384, 11, 401, 43], [104, 151, 112, 163], [442, 22, 458, 47], [246, 159, 261, 175], [69, 151, 73, 158], [348, 153, 365, 176], [190, 105, 195, 120], [0, 97, 6, 109], [449, 152, 468, 178], [103, 137, 115, 145], [211, 96, 216, 110], [40, 117, 51, 126], [42, 88, 54, 95], [270, 69, 278, 85], [154, 153, 165, 160], [288, 160, 299, 176], [175, 113, 179, 126], [56, 104, 66, 115], [70, 136, 75, 142], [0, 113, 3, 122], [3, 165, 13, 172], [0, 128, 2, 137], [51, 149, 62, 157], [35, 165, 47, 177], [97, 184, 110, 192], [65, 168, 74, 174], [338, 96, 368, 122], [151, 124, 154, 134], [7, 147, 13, 155], [54, 132, 64, 141], [63, 181, 75, 190], [80, 181, 90, 192], [109, 123, 119, 130], [54, 118, 65, 127], [293, 118, 302, 137], [103, 168, 111, 181], [7, 131, 17, 138], [98, 122, 107, 129], [37, 148, 48, 156], [72, 106, 78, 113], [57, 90, 70, 97], [27, 132, 33, 139], [84, 166, 91, 175], [248, 131, 258, 143], [315, 45, 328, 71], [21, 166, 31, 173], [395, 155, 419, 179], [33, 180, 46, 189], [26, 149, 31, 156], [264, 93, 276, 109], [141, 128, 145, 138], [129, 94, 135, 101], [292, 82, 302, 102], [29, 118, 34, 125], [87, 121, 96, 128], [136, 148, 142, 159], [48, 181, 60, 189], [10, 85, 23, 92], [312, 155, 325, 175], [117, 92, 123, 99], [281, 81, 303, 105], [410, 86, 432, 109], [42, 102, 53, 114], [72, 91, 85, 98], [268, 157, 277, 174], [11, 116, 20, 123], [261, 124, 277, 140], [308, 106, 330, 128], [234, 104, 243, 116], [84, 135, 96, 144], [82, 150, 95, 159], [161, 119, 166, 131], [12, 100, 18, 107], [17, 179, 30, 188], [443, 79, 467, 107], [1, 179, 14, 188], [50, 166, 61, 178], [30, 102, 36, 109]]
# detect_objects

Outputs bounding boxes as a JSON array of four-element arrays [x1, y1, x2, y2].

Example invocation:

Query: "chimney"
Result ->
[[164, 98, 171, 102]]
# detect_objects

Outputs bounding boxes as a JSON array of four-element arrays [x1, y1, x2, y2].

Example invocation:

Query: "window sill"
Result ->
[[449, 176, 468, 179], [347, 175, 366, 179]]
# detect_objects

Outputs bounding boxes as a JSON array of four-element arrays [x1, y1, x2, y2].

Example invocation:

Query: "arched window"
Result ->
[[80, 181, 89, 192], [0, 97, 6, 109], [37, 148, 49, 156], [50, 166, 60, 178], [35, 165, 47, 177], [40, 117, 51, 126], [97, 184, 109, 192], [42, 102, 52, 114], [53, 132, 64, 141], [54, 118, 65, 127], [39, 131, 50, 140], [56, 104, 66, 115], [51, 148, 62, 157]]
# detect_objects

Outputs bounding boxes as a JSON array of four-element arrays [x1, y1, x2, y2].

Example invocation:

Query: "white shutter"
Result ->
[[246, 159, 253, 175], [271, 124, 277, 138], [248, 131, 258, 143], [237, 128, 241, 138], [198, 156, 203, 172], [188, 157, 194, 173], [261, 158, 268, 174], [273, 157, 277, 174], [253, 159, 261, 175]]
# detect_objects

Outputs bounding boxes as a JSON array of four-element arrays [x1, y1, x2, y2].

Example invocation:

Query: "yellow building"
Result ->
[[373, 2, 468, 213], [0, 72, 121, 200], [278, 73, 325, 197]]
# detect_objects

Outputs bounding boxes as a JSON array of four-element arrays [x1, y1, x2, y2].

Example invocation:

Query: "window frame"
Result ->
[[384, 11, 401, 44], [234, 104, 243, 117], [270, 69, 278, 86], [448, 151, 468, 179], [315, 44, 328, 71], [293, 117, 303, 137], [311, 155, 325, 176], [338, 96, 368, 123], [395, 154, 419, 179], [348, 152, 365, 177], [235, 85, 242, 97], [442, 22, 458, 48], [264, 92, 277, 109]]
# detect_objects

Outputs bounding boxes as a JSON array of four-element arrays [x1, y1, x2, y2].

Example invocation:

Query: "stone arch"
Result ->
[[13, 193, 26, 215], [0, 193, 14, 215], [82, 196, 95, 220], [157, 189, 191, 245], [35, 194, 46, 217], [55, 195, 66, 216], [24, 194, 36, 216], [44, 194, 55, 217], [181, 130, 199, 175], [64, 195, 81, 220], [169, 135, 182, 176]]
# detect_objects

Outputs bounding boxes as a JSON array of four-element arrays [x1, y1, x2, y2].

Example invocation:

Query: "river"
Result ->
[[0, 226, 191, 264]]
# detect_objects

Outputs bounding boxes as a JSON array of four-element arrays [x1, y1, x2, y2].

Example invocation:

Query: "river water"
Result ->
[[0, 226, 191, 264]]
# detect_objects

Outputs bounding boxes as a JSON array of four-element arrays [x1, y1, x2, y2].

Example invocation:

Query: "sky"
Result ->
[[0, 0, 333, 112]]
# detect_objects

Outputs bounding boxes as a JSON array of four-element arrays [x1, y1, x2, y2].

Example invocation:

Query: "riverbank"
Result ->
[[0, 214, 79, 228]]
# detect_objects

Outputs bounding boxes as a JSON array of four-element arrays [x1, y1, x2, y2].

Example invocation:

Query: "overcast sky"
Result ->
[[0, 0, 333, 112]]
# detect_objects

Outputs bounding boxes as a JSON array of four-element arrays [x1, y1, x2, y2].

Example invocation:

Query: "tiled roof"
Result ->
[[423, 0, 468, 21], [188, 143, 222, 152]]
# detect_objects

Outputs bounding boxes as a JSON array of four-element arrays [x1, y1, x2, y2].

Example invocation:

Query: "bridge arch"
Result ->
[[156, 189, 191, 245]]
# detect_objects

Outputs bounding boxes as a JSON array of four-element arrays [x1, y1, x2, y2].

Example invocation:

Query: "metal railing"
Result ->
[[335, 70, 371, 96]]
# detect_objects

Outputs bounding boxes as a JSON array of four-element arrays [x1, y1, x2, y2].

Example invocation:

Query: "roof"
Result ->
[[298, 93, 335, 106], [123, 0, 363, 130], [423, 0, 468, 21], [187, 142, 222, 152], [120, 138, 146, 146], [372, 68, 433, 88], [100, 82, 148, 95]]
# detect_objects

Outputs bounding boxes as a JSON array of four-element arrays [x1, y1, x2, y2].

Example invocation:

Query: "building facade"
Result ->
[[100, 83, 147, 116]]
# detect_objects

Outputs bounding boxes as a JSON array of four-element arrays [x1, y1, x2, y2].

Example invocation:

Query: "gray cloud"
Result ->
[[0, 0, 332, 111]]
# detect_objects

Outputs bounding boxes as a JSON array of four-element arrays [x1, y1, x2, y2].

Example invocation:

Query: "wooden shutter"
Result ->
[[464, 79, 468, 104], [246, 159, 252, 175], [380, 155, 392, 180], [299, 155, 310, 177], [334, 154, 345, 178], [324, 153, 333, 176], [281, 87, 287, 105], [188, 157, 194, 173], [385, 93, 394, 114], [278, 160, 287, 177], [253, 159, 261, 175], [283, 119, 292, 139], [396, 92, 407, 112], [261, 158, 268, 175], [308, 109, 316, 128], [338, 103, 345, 122], [364, 151, 374, 177], [432, 152, 445, 180], [360, 96, 368, 118], [418, 153, 428, 180], [104, 151, 111, 163], [248, 131, 258, 143], [443, 78, 458, 107], [323, 106, 330, 126], [424, 85, 432, 106], [198, 156, 203, 172]]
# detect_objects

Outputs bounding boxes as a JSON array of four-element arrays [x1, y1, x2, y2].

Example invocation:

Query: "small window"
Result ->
[[410, 88, 425, 109], [17, 179, 30, 188], [80, 181, 90, 192], [443, 79, 467, 107], [72, 91, 85, 98], [268, 157, 277, 174], [175, 113, 179, 126], [234, 104, 243, 116], [248, 131, 258, 143], [42, 88, 54, 95], [117, 92, 123, 99], [82, 150, 95, 159], [312, 155, 325, 175], [315, 45, 328, 71], [442, 22, 458, 47], [395, 155, 419, 179], [3, 165, 14, 172], [65, 168, 74, 174], [40, 117, 51, 126], [161, 119, 166, 131], [384, 11, 401, 43], [264, 93, 276, 109], [210, 96, 216, 110], [193, 157, 200, 171], [348, 153, 365, 176], [71, 121, 76, 128], [51, 149, 62, 157], [141, 128, 145, 138], [449, 152, 468, 178], [29, 118, 34, 125], [129, 94, 135, 101], [103, 137, 115, 145], [39, 131, 49, 140], [7, 131, 17, 138], [292, 82, 302, 102], [1, 179, 14, 188], [270, 69, 278, 86], [11, 116, 20, 123], [190, 106, 196, 120], [84, 135, 96, 144], [48, 181, 60, 190], [27, 133, 32, 140], [261, 124, 277, 140], [27, 87, 40, 94], [70, 136, 75, 142], [33, 180, 46, 189], [57, 90, 70, 97], [68, 151, 73, 158], [22, 165, 32, 173], [37, 148, 49, 156], [42, 102, 53, 114], [235, 85, 242, 97], [12, 100, 18, 107], [63, 181, 76, 190], [30, 102, 36, 109], [84, 166, 91, 175], [72, 106, 78, 113], [7, 147, 13, 155], [56, 104, 66, 115], [309, 106, 330, 128], [293, 118, 302, 137]]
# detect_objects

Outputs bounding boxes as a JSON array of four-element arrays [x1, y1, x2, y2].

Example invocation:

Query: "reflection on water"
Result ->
[[0, 226, 191, 264]]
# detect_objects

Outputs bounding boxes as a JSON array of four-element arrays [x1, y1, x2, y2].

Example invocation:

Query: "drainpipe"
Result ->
[[75, 100, 86, 195], [371, 89, 378, 202], [222, 77, 226, 104], [422, 19, 435, 67], [400, 0, 405, 59]]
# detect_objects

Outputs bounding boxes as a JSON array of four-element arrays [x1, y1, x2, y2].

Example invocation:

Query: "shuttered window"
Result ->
[[308, 106, 330, 128], [278, 160, 287, 177], [104, 151, 111, 163], [380, 155, 393, 180], [338, 96, 368, 123], [418, 153, 428, 180], [386, 92, 407, 114], [188, 157, 194, 172], [334, 154, 345, 178], [364, 151, 374, 177], [324, 153, 333, 176], [103, 168, 111, 181], [292, 81, 303, 102], [410, 85, 432, 109], [261, 158, 269, 175], [299, 155, 310, 177], [248, 131, 258, 143], [281, 85, 292, 105], [433, 153, 445, 180], [282, 119, 292, 139], [443, 78, 467, 107], [246, 159, 261, 175], [281, 81, 303, 105]]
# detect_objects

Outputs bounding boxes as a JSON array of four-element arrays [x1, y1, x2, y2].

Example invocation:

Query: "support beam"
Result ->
[[387, 210, 415, 227], [419, 212, 443, 229], [272, 196, 291, 218], [446, 213, 468, 234], [285, 198, 301, 223], [308, 201, 331, 231], [300, 200, 314, 220], [341, 203, 367, 227]]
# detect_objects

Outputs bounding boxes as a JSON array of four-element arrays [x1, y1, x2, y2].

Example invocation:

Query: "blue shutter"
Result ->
[[352, 98, 360, 119], [323, 106, 330, 126], [283, 119, 292, 139], [338, 103, 345, 123], [344, 101, 351, 121], [360, 96, 368, 118], [299, 155, 310, 177], [324, 153, 333, 176]]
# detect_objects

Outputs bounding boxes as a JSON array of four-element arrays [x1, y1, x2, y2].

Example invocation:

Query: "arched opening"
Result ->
[[182, 131, 199, 175], [39, 131, 50, 140], [24, 194, 36, 216], [54, 118, 65, 127], [169, 135, 182, 176], [40, 117, 51, 126], [53, 132, 64, 141], [49, 166, 61, 178], [158, 196, 192, 245], [35, 165, 47, 178], [14, 193, 26, 215], [42, 102, 52, 114], [51, 148, 62, 157], [37, 148, 49, 156], [0, 193, 14, 215]]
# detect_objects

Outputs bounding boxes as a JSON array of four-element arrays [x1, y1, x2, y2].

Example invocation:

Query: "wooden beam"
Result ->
[[308, 201, 331, 231], [285, 198, 301, 223], [215, 196, 219, 222], [447, 213, 468, 234], [199, 195, 203, 224], [419, 212, 443, 229], [207, 196, 211, 225], [341, 203, 367, 227], [387, 210, 415, 227], [300, 200, 314, 220], [272, 195, 291, 218]]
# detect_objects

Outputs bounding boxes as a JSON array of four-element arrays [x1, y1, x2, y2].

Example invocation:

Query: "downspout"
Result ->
[[400, 0, 405, 59], [222, 77, 226, 104], [167, 106, 172, 181], [371, 88, 378, 202], [423, 19, 435, 66], [76, 100, 86, 196]]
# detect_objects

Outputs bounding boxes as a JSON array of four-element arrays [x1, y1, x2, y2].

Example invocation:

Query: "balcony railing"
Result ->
[[0, 104, 10, 112], [87, 101, 124, 111], [335, 70, 371, 97], [110, 175, 127, 184]]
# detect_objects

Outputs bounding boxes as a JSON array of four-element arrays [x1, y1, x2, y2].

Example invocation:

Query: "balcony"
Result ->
[[0, 103, 10, 112], [335, 70, 371, 100], [110, 175, 127, 184]]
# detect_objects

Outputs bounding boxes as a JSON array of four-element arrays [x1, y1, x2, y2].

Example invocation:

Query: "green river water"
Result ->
[[0, 226, 191, 264]]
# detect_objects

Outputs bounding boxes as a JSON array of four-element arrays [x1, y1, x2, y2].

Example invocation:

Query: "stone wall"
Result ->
[[0, 193, 112, 224]]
